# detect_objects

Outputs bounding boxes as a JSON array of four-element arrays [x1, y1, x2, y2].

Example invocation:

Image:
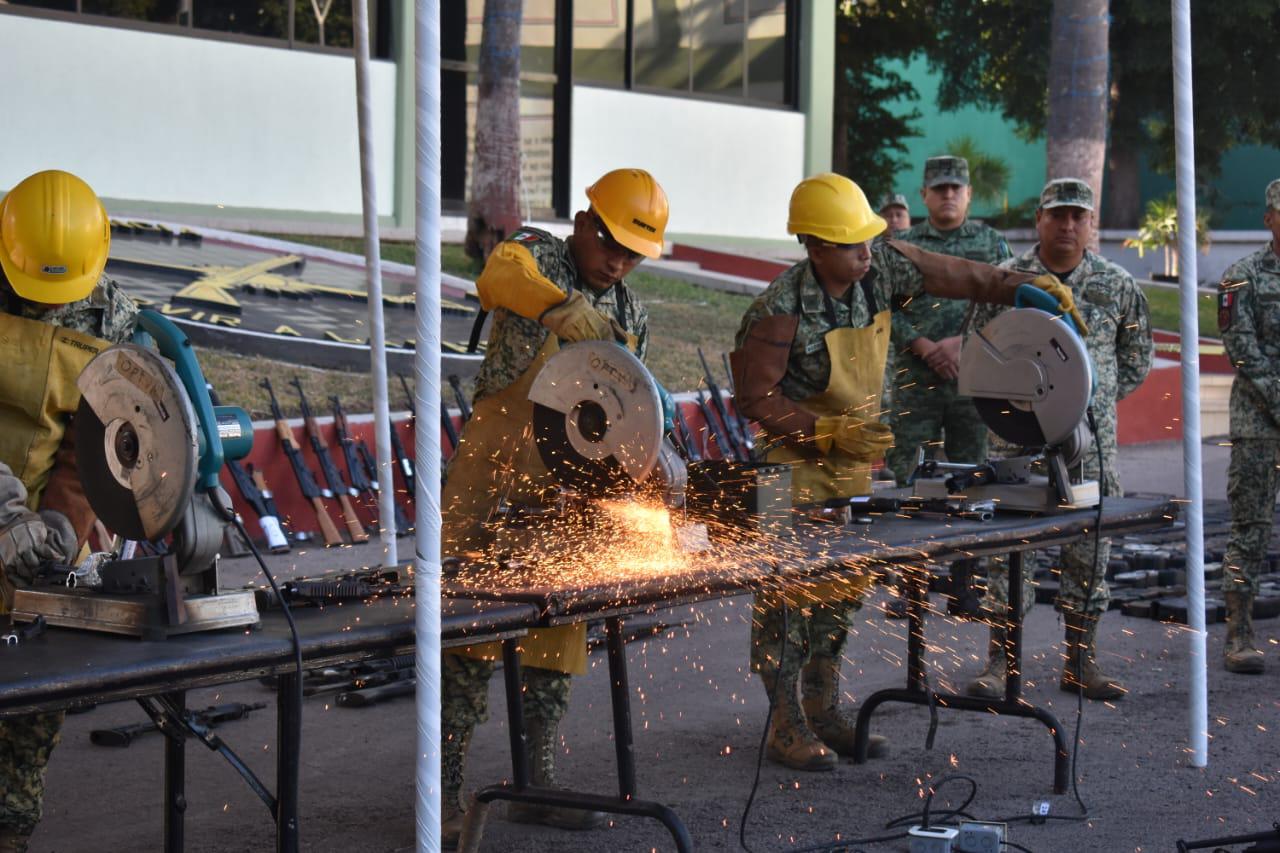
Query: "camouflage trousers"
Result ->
[[1223, 438, 1280, 597], [0, 712, 64, 834], [749, 594, 863, 682], [984, 445, 1122, 618], [885, 381, 988, 485], [441, 652, 571, 812]]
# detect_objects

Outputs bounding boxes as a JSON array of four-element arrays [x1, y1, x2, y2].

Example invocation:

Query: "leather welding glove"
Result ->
[[540, 290, 628, 345], [813, 417, 895, 460], [38, 509, 79, 564], [1029, 274, 1090, 336], [0, 513, 50, 587]]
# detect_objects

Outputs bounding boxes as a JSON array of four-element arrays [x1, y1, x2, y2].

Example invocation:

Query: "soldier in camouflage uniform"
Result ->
[[885, 155, 1013, 485], [1216, 178, 1280, 675], [0, 171, 138, 853], [731, 173, 1082, 771], [438, 169, 666, 847], [878, 193, 912, 234], [963, 178, 1152, 702]]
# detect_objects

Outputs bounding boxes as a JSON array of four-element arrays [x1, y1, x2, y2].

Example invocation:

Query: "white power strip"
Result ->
[[956, 820, 1007, 853], [909, 825, 959, 853]]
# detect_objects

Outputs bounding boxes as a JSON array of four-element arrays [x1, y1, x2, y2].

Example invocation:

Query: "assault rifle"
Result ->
[[697, 348, 748, 462], [290, 377, 368, 544], [331, 395, 410, 535], [261, 378, 344, 547], [720, 351, 756, 458], [208, 386, 290, 553], [393, 374, 417, 497], [90, 701, 266, 748], [447, 374, 472, 423]]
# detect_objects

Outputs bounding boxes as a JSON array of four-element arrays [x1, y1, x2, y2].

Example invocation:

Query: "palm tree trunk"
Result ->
[[1045, 0, 1109, 220], [465, 0, 523, 261]]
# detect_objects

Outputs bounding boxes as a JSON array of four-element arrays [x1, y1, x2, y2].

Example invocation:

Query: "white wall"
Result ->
[[571, 86, 805, 241], [0, 14, 396, 216]]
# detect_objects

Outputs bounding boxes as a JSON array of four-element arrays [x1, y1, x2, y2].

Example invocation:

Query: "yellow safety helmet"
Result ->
[[585, 168, 669, 260], [787, 173, 886, 245], [0, 170, 111, 305]]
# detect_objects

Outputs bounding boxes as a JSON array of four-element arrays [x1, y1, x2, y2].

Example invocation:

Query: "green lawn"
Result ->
[[1140, 284, 1219, 338]]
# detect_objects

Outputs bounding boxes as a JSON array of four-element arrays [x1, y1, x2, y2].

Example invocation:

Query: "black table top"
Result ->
[[444, 497, 1178, 621], [0, 596, 540, 715]]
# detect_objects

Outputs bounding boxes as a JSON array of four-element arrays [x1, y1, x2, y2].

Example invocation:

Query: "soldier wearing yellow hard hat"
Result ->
[[439, 168, 668, 846], [730, 173, 1083, 772], [0, 170, 139, 852]]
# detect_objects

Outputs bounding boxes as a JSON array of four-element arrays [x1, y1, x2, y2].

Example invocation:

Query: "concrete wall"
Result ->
[[571, 86, 805, 241], [0, 13, 397, 216]]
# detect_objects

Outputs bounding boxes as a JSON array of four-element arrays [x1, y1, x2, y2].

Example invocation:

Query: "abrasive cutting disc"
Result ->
[[75, 343, 199, 541], [528, 341, 664, 496], [958, 307, 1093, 449]]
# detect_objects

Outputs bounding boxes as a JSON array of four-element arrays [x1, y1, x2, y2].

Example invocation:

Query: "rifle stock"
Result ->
[[290, 377, 368, 544], [260, 377, 345, 547]]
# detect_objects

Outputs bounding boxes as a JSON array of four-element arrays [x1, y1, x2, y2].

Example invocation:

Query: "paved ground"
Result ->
[[24, 440, 1280, 853]]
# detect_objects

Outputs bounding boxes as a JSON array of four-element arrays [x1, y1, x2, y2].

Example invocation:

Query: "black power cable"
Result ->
[[739, 601, 787, 852]]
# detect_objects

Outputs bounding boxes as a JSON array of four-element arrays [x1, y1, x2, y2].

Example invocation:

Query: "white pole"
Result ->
[[352, 0, 398, 566], [1171, 0, 1208, 768], [414, 0, 443, 848]]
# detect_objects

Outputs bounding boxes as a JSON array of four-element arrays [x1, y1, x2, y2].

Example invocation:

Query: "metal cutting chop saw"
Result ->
[[13, 310, 261, 638], [911, 295, 1100, 513]]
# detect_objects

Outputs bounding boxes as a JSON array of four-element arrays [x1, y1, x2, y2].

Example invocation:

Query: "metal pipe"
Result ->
[[414, 0, 444, 847], [353, 0, 398, 566], [1171, 0, 1208, 769]]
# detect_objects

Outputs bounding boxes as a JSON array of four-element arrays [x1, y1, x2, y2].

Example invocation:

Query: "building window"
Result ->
[[579, 0, 793, 107]]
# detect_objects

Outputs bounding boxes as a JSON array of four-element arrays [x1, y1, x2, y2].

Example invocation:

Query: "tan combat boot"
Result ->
[[760, 667, 838, 771], [1224, 591, 1265, 674], [1060, 612, 1125, 700], [800, 656, 888, 758], [507, 716, 605, 830], [965, 627, 1008, 699]]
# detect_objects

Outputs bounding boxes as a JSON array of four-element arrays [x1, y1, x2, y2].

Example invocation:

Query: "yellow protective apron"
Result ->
[[442, 334, 587, 674], [766, 280, 890, 604], [0, 312, 109, 611]]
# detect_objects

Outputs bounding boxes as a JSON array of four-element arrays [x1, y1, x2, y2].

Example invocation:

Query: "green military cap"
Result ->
[[1039, 178, 1095, 212], [879, 193, 909, 212], [1266, 178, 1280, 211], [923, 155, 969, 188]]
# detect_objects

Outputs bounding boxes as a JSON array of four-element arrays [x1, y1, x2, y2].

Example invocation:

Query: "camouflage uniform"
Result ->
[[0, 274, 137, 839], [1219, 236, 1280, 598], [443, 227, 648, 813], [885, 159, 1013, 484], [973, 246, 1152, 617], [740, 246, 929, 680]]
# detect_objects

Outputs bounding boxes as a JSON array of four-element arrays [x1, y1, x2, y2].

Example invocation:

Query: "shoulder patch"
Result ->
[[509, 229, 543, 244], [1219, 279, 1245, 332]]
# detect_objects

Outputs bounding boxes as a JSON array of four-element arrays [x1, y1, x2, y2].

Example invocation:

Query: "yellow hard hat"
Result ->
[[787, 173, 886, 245], [585, 168, 669, 260], [0, 170, 111, 304]]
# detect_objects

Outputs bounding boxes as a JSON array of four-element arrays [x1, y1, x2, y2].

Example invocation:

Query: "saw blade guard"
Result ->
[[76, 343, 200, 541], [958, 306, 1094, 448], [528, 340, 664, 496]]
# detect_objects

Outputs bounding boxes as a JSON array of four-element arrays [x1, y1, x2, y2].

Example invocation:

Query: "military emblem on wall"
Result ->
[[106, 220, 483, 377]]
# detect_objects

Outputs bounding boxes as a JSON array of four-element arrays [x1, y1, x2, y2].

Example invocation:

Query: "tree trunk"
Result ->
[[465, 0, 523, 262], [1103, 136, 1141, 229], [1044, 0, 1110, 225]]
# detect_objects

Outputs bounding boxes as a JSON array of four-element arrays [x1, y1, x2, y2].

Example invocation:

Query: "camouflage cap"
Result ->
[[1266, 178, 1280, 211], [879, 193, 909, 212], [923, 156, 969, 188], [1039, 178, 1095, 212]]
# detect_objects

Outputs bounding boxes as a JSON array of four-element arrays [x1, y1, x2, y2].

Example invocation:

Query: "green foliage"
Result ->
[[986, 196, 1041, 231], [1122, 195, 1211, 277], [833, 1, 936, 198], [926, 0, 1280, 182], [941, 136, 1010, 205]]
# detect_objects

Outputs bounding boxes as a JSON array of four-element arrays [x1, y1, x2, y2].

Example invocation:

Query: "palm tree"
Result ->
[[942, 136, 1010, 207], [465, 0, 523, 262], [1044, 0, 1109, 215]]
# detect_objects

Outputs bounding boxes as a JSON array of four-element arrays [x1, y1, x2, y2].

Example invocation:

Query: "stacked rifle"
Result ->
[[90, 701, 266, 748], [669, 348, 756, 464]]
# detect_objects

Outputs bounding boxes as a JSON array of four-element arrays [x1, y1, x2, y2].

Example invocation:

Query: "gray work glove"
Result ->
[[0, 464, 77, 586]]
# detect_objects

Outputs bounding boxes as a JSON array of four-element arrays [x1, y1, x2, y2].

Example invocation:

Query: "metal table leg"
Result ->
[[853, 552, 1069, 794], [163, 690, 186, 853], [275, 670, 302, 853], [475, 620, 693, 851]]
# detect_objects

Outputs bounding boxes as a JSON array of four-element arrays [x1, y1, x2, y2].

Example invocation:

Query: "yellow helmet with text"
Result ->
[[585, 168, 669, 260], [0, 170, 111, 304], [787, 173, 886, 245]]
